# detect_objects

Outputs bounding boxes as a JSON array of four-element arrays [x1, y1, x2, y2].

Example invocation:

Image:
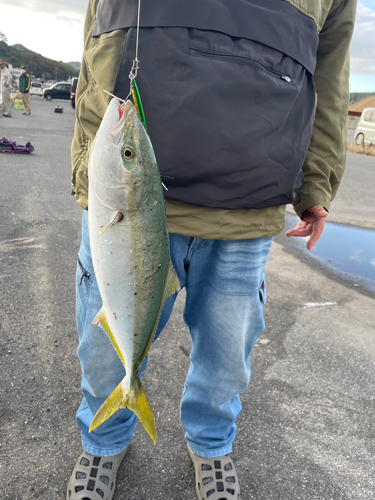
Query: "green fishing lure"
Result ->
[[131, 78, 147, 131]]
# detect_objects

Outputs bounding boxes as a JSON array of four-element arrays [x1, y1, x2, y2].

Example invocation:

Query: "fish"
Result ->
[[87, 97, 180, 443]]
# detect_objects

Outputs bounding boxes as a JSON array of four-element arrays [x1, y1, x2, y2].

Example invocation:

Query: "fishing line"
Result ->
[[128, 0, 147, 130], [103, 0, 167, 192], [103, 1, 146, 128], [128, 1, 168, 189], [102, 89, 127, 104]]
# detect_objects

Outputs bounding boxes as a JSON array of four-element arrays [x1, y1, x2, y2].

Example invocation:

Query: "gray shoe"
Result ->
[[188, 444, 240, 499], [66, 447, 128, 500]]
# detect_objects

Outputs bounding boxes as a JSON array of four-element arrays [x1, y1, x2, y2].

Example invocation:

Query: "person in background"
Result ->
[[0, 59, 12, 118], [19, 65, 31, 116]]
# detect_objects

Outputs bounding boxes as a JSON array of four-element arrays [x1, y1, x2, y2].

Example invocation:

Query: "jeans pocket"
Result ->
[[259, 280, 267, 304], [77, 255, 93, 286]]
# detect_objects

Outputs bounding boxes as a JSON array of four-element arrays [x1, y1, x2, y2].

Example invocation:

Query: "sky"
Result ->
[[0, 0, 374, 92]]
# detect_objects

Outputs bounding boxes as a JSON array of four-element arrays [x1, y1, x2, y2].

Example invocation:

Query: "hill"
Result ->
[[11, 43, 29, 52], [0, 41, 80, 80], [69, 61, 81, 70]]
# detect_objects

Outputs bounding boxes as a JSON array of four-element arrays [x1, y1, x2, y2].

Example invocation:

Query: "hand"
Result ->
[[286, 205, 328, 251]]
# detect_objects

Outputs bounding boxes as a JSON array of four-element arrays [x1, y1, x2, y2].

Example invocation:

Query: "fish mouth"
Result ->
[[108, 99, 135, 144]]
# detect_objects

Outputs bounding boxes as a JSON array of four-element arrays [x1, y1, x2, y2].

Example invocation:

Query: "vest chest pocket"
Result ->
[[189, 47, 293, 84], [186, 29, 298, 84]]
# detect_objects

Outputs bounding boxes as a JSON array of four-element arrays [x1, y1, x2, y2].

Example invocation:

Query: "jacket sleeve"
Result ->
[[71, 0, 128, 209], [70, 0, 99, 209], [293, 0, 357, 218]]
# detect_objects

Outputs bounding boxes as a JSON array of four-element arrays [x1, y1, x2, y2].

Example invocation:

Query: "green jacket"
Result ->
[[71, 0, 357, 240], [19, 72, 31, 94]]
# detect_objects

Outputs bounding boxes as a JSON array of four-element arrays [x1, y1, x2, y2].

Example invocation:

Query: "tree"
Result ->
[[0, 31, 8, 43]]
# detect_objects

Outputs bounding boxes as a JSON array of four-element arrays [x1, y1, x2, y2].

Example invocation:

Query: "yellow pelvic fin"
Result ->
[[99, 211, 124, 237], [89, 375, 156, 444], [92, 308, 125, 365]]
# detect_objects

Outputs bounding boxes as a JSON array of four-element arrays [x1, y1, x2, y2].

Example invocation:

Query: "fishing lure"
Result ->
[[131, 78, 147, 131]]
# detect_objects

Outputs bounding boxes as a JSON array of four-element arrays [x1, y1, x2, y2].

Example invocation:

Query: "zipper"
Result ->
[[189, 48, 292, 83]]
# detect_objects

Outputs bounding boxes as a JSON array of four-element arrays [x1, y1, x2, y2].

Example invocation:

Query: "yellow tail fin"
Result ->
[[89, 375, 156, 444]]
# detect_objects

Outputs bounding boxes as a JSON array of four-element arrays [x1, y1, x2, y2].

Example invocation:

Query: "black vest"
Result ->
[[94, 0, 318, 210]]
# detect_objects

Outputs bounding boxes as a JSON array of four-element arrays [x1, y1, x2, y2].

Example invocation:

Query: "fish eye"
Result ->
[[123, 147, 135, 160]]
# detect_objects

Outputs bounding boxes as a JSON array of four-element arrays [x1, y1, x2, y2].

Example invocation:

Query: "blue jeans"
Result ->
[[76, 210, 272, 458]]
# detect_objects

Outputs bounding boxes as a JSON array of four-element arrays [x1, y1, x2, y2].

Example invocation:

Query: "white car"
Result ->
[[354, 108, 375, 145], [29, 81, 43, 96]]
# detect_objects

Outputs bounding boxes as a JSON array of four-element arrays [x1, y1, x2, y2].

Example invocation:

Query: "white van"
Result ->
[[29, 81, 43, 96], [354, 108, 375, 145]]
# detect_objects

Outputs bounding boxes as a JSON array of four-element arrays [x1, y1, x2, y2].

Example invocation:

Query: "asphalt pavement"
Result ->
[[0, 98, 374, 499]]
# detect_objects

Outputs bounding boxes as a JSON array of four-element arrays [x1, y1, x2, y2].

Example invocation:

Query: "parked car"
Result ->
[[29, 81, 43, 96], [70, 77, 79, 109], [43, 81, 71, 101], [354, 108, 375, 145]]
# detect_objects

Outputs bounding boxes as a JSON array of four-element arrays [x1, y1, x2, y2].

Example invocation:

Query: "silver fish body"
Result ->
[[87, 98, 179, 442]]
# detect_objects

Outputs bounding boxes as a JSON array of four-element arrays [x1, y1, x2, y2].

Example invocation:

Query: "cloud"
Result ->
[[350, 3, 375, 75], [0, 0, 87, 16], [56, 14, 84, 25]]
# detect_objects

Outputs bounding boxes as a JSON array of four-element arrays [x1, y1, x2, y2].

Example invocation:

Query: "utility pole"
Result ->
[[55, 67, 57, 82]]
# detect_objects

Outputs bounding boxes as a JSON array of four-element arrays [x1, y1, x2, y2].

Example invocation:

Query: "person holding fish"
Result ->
[[67, 1, 356, 499]]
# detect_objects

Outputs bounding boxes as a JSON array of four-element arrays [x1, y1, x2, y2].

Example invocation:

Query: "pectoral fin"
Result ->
[[99, 212, 124, 236]]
